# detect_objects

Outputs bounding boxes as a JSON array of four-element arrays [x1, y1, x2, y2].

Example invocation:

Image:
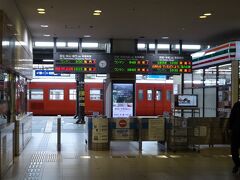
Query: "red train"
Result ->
[[28, 82, 173, 116]]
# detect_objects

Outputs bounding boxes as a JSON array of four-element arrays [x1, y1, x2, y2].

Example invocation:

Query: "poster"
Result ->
[[112, 83, 133, 118], [148, 118, 165, 141], [92, 118, 108, 143]]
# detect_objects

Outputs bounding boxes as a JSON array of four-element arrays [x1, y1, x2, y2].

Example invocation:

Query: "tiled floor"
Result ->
[[3, 116, 237, 180]]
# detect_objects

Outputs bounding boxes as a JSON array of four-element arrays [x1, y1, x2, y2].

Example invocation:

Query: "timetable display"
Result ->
[[54, 54, 108, 74], [54, 53, 192, 75], [110, 56, 149, 74], [151, 60, 192, 74]]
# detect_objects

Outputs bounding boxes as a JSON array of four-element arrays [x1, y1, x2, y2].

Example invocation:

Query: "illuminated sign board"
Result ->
[[110, 56, 149, 74], [151, 60, 192, 74], [54, 54, 98, 73], [54, 53, 192, 75]]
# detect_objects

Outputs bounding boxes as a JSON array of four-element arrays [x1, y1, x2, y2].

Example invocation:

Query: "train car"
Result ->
[[28, 81, 172, 116]]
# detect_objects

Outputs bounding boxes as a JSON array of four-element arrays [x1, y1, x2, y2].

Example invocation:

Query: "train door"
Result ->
[[154, 86, 164, 115], [136, 84, 164, 116]]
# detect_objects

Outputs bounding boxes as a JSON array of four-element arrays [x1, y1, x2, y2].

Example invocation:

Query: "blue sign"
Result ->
[[146, 75, 166, 80], [35, 70, 61, 76]]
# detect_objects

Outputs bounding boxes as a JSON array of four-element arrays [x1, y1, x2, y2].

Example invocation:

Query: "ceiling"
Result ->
[[15, 0, 240, 44]]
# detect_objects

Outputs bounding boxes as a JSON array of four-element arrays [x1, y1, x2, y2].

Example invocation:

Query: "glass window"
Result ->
[[147, 90, 152, 101], [218, 64, 231, 85], [90, 89, 102, 101], [49, 89, 64, 100], [28, 89, 43, 100], [184, 74, 192, 88], [69, 89, 76, 100], [155, 90, 162, 101], [166, 90, 172, 101], [193, 69, 203, 88], [138, 89, 144, 100], [204, 66, 217, 86], [193, 88, 203, 117]]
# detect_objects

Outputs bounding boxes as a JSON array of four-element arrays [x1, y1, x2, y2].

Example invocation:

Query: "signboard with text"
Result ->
[[54, 53, 192, 75]]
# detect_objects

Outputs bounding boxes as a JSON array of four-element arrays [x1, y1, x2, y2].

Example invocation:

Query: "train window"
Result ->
[[138, 89, 144, 100], [28, 89, 43, 100], [69, 89, 76, 100], [90, 89, 102, 101], [147, 90, 153, 101], [156, 90, 162, 101], [49, 89, 64, 100], [166, 90, 172, 101]]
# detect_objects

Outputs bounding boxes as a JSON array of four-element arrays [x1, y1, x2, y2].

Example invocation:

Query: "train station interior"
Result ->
[[0, 0, 240, 179]]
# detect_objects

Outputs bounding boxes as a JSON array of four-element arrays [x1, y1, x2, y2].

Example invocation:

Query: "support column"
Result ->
[[231, 60, 239, 106], [104, 74, 112, 118], [9, 73, 16, 123], [75, 38, 85, 124]]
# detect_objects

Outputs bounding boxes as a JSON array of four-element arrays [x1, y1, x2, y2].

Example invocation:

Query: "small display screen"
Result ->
[[175, 95, 198, 107]]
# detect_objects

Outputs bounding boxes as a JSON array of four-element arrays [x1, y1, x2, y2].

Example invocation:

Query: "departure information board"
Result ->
[[54, 53, 192, 75], [110, 55, 149, 74], [54, 54, 109, 74]]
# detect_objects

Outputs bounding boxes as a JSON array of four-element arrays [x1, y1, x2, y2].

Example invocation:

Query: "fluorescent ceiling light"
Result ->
[[82, 42, 98, 48], [137, 43, 146, 49], [37, 8, 45, 12], [94, 10, 102, 13], [43, 34, 50, 37], [176, 44, 201, 50], [204, 13, 212, 16], [43, 59, 54, 62], [161, 36, 169, 39], [84, 35, 91, 38], [158, 44, 170, 49], [41, 25, 48, 28], [199, 15, 207, 19], [57, 42, 66, 47], [35, 42, 54, 47], [38, 11, 46, 14], [93, 12, 101, 16], [67, 42, 78, 48]]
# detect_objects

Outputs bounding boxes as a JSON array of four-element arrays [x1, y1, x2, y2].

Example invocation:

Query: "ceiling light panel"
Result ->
[[204, 13, 212, 16], [41, 25, 48, 28], [94, 10, 102, 13], [199, 15, 207, 19], [38, 11, 46, 14], [37, 8, 45, 12], [93, 12, 101, 16]]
